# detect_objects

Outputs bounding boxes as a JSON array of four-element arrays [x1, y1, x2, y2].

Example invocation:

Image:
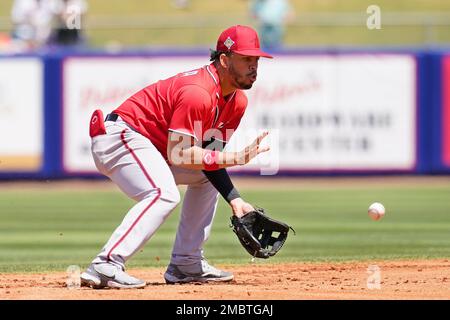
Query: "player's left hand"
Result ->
[[230, 198, 255, 218], [230, 207, 293, 259]]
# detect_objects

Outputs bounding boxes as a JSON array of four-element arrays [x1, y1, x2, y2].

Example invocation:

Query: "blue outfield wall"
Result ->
[[0, 48, 449, 179], [43, 54, 64, 178], [416, 52, 435, 174], [428, 51, 450, 174]]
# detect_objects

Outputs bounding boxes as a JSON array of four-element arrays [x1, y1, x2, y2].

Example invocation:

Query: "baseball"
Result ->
[[368, 202, 385, 221]]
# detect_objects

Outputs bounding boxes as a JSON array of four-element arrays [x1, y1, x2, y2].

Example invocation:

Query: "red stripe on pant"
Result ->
[[107, 129, 161, 262]]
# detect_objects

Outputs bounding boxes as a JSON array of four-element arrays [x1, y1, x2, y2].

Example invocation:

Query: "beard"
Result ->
[[229, 64, 256, 90]]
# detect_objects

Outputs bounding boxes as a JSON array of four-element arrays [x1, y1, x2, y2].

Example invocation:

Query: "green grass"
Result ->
[[1, 0, 450, 46], [0, 183, 449, 273]]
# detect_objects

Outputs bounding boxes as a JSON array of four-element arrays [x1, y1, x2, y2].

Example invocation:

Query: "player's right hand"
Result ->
[[235, 131, 270, 165]]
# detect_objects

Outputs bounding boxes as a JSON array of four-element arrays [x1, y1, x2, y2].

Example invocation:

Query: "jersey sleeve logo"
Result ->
[[203, 152, 213, 165]]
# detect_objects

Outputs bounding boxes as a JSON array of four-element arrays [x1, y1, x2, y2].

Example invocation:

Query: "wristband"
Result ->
[[203, 150, 220, 171], [226, 187, 241, 203]]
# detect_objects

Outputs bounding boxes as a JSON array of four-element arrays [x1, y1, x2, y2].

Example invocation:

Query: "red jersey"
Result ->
[[113, 63, 247, 159]]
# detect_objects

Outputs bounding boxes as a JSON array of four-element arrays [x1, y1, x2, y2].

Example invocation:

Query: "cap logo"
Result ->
[[224, 37, 235, 50]]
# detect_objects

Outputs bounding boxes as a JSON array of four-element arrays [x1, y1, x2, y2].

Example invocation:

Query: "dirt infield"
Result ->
[[1, 260, 449, 300]]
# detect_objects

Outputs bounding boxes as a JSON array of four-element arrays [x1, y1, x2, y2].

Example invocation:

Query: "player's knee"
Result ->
[[139, 184, 180, 208], [159, 185, 181, 207]]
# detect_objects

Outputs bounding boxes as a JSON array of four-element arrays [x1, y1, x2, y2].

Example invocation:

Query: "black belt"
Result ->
[[105, 113, 119, 122]]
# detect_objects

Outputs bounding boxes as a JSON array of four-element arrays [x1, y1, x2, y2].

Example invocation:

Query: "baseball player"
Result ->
[[81, 25, 273, 289]]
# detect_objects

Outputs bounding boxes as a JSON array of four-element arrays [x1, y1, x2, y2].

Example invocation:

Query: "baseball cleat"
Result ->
[[164, 260, 234, 284], [80, 263, 146, 289]]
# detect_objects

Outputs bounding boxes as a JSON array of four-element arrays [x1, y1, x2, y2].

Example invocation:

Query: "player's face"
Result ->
[[227, 53, 260, 90]]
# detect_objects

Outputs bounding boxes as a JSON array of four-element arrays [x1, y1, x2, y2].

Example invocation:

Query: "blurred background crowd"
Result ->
[[2, 0, 87, 51], [0, 0, 449, 53]]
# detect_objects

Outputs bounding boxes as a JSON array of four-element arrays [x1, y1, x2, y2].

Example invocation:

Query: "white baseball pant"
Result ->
[[90, 117, 219, 269]]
